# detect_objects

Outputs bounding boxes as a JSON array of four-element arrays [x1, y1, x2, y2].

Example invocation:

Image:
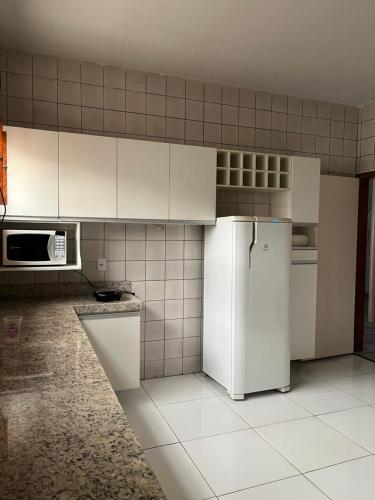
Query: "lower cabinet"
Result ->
[[80, 313, 140, 391], [290, 263, 317, 360]]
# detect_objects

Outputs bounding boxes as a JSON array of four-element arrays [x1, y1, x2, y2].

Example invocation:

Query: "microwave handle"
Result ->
[[47, 234, 55, 261]]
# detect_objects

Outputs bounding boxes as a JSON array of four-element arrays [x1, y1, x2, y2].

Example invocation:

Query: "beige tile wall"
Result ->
[[358, 102, 375, 173], [0, 48, 361, 378]]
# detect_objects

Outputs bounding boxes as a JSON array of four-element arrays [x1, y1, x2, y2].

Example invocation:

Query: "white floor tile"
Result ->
[[257, 417, 368, 473], [142, 374, 215, 405], [286, 381, 364, 415], [337, 355, 375, 374], [301, 358, 361, 380], [117, 388, 178, 449], [328, 374, 375, 403], [183, 429, 298, 496], [145, 443, 214, 500], [290, 363, 319, 385], [307, 455, 375, 500], [319, 406, 375, 452], [227, 391, 311, 427], [218, 475, 328, 499], [158, 397, 249, 441]]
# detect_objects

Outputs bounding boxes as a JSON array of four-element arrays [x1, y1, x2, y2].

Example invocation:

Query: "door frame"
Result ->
[[354, 171, 375, 351]]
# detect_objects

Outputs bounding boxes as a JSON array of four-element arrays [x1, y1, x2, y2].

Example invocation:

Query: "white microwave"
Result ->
[[1, 230, 67, 266]]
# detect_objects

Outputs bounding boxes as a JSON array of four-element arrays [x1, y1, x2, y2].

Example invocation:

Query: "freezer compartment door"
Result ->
[[232, 221, 291, 395]]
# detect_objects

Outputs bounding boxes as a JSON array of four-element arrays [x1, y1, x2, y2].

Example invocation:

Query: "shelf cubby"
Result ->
[[216, 149, 292, 192]]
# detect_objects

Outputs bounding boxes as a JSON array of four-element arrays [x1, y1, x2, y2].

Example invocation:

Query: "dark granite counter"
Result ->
[[0, 286, 165, 499]]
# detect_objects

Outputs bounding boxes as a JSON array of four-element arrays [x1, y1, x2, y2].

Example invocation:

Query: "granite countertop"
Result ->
[[0, 284, 165, 500]]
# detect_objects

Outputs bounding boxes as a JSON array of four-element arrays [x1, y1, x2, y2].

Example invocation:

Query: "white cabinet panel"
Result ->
[[5, 126, 58, 217], [169, 144, 216, 222], [291, 157, 320, 223], [117, 139, 169, 220], [81, 313, 140, 391], [290, 264, 317, 360], [59, 132, 117, 218], [315, 175, 359, 358], [271, 156, 320, 224]]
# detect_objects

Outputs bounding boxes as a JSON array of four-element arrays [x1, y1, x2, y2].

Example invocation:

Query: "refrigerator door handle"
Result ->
[[249, 221, 258, 268]]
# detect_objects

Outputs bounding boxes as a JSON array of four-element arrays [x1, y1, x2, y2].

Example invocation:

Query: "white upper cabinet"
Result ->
[[117, 139, 169, 220], [271, 157, 320, 223], [5, 126, 58, 217], [59, 132, 117, 218], [169, 144, 216, 222]]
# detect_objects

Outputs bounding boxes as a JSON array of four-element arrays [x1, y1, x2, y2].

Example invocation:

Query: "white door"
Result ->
[[291, 157, 320, 223], [117, 138, 169, 220], [5, 126, 58, 217], [290, 263, 317, 360], [59, 132, 117, 218], [169, 144, 216, 222]]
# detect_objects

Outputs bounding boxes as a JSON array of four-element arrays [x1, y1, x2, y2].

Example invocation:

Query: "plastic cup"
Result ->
[[3, 315, 23, 342]]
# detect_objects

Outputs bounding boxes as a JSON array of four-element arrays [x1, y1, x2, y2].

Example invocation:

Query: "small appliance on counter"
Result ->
[[93, 290, 122, 302]]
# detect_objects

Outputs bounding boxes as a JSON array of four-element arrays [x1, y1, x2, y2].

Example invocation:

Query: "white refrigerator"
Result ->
[[203, 216, 292, 399]]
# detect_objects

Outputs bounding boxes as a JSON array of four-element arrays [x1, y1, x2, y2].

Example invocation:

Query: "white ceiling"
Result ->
[[0, 0, 374, 105]]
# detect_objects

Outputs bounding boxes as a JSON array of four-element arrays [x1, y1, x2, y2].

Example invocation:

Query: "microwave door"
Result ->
[[5, 233, 51, 266]]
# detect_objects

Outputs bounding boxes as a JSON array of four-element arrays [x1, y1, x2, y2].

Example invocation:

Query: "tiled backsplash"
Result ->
[[0, 222, 204, 380]]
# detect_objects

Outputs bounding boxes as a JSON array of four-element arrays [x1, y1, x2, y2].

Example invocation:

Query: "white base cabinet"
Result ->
[[290, 263, 317, 360], [5, 126, 58, 218], [80, 313, 140, 391]]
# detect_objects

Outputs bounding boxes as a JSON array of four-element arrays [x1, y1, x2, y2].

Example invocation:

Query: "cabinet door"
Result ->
[[315, 175, 359, 357], [5, 126, 58, 217], [290, 264, 317, 360], [291, 157, 320, 223], [117, 139, 169, 220], [169, 144, 216, 222], [59, 132, 117, 218]]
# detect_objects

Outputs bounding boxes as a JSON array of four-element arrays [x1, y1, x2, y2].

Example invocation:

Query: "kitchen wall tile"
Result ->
[[82, 107, 103, 131], [146, 224, 165, 240], [82, 84, 103, 108], [302, 116, 316, 135], [184, 260, 202, 279], [165, 338, 183, 359], [184, 279, 202, 299], [146, 115, 165, 137], [33, 77, 57, 102], [147, 73, 166, 95], [301, 134, 316, 154], [105, 261, 125, 281], [167, 76, 185, 97], [126, 240, 146, 260], [183, 356, 201, 374], [165, 299, 183, 320], [33, 54, 57, 79], [104, 65, 125, 89], [145, 340, 164, 361], [7, 97, 32, 122], [131, 281, 146, 301], [145, 321, 164, 341], [104, 110, 125, 133], [126, 261, 145, 281], [316, 136, 330, 154], [271, 112, 287, 131], [186, 80, 203, 101], [166, 241, 184, 260], [183, 336, 201, 357], [272, 94, 287, 113], [303, 99, 317, 117], [186, 99, 203, 121], [146, 261, 166, 280], [126, 224, 146, 240], [7, 50, 32, 74], [256, 92, 272, 110], [287, 114, 302, 133], [166, 224, 184, 240], [165, 280, 183, 300], [81, 62, 103, 85], [57, 80, 81, 105], [288, 96, 302, 115], [345, 105, 358, 123], [316, 118, 330, 137], [287, 132, 301, 152], [184, 317, 201, 337], [7, 73, 32, 98], [166, 97, 185, 118], [164, 358, 183, 376], [332, 103, 345, 121], [204, 83, 221, 103], [105, 223, 126, 240], [145, 360, 164, 379], [222, 124, 238, 145], [58, 103, 81, 129], [33, 101, 57, 126], [185, 225, 203, 240], [344, 122, 358, 140], [126, 70, 146, 92], [81, 262, 104, 282], [146, 281, 165, 301], [0, 72, 7, 96], [57, 58, 81, 82], [317, 101, 331, 119], [166, 260, 184, 280], [104, 87, 125, 111], [239, 127, 255, 147], [185, 120, 203, 141], [126, 112, 145, 135], [255, 129, 271, 148], [82, 222, 104, 239], [165, 319, 184, 339], [166, 117, 185, 139], [330, 137, 343, 156], [125, 90, 146, 114], [271, 130, 286, 149], [184, 298, 202, 318], [184, 241, 202, 260], [105, 240, 125, 261], [331, 120, 344, 138], [204, 122, 221, 143], [239, 88, 255, 108], [146, 241, 166, 260]]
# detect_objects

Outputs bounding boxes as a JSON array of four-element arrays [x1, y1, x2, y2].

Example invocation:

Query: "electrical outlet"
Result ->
[[97, 258, 106, 272]]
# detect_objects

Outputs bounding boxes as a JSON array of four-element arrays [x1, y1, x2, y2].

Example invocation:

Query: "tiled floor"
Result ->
[[117, 355, 375, 499]]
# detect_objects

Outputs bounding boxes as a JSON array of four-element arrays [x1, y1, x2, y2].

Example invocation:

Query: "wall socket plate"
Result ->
[[97, 258, 106, 272]]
